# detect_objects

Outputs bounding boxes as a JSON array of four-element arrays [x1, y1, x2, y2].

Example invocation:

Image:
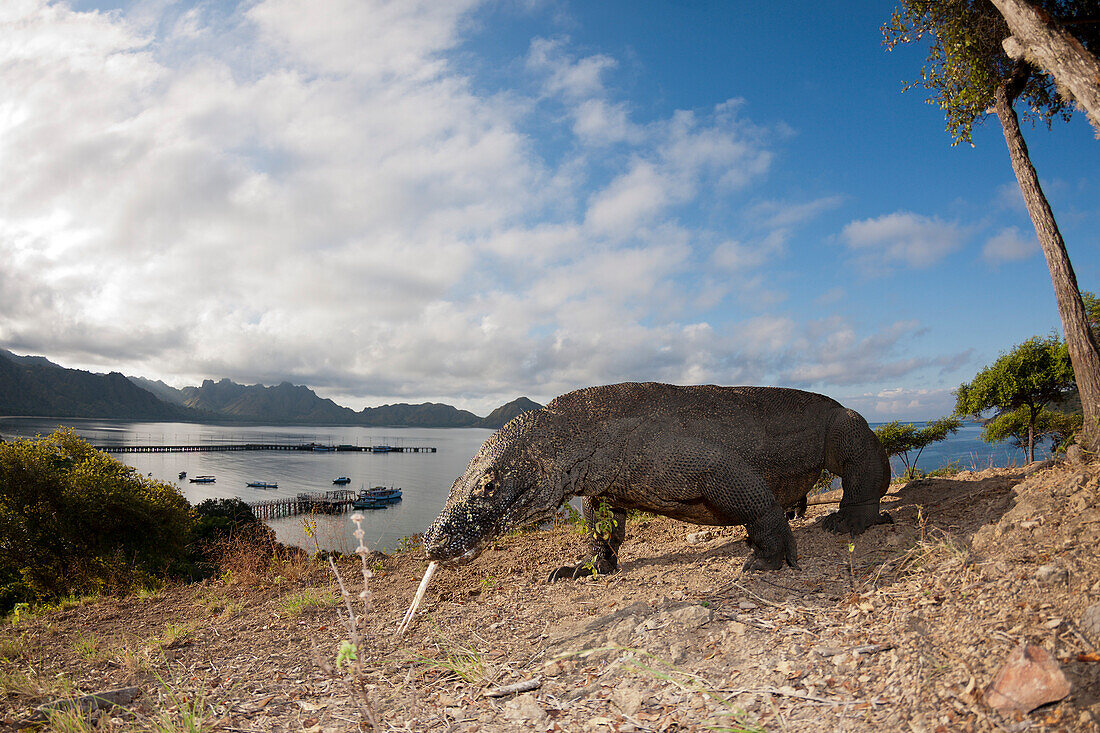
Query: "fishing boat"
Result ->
[[246, 481, 278, 489], [351, 486, 403, 510], [333, 476, 351, 485], [189, 475, 216, 484], [370, 445, 393, 453]]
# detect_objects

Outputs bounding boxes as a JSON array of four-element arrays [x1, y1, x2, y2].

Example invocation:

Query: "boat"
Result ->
[[189, 475, 216, 484], [351, 486, 403, 510], [312, 445, 335, 452], [178, 471, 187, 479], [333, 476, 351, 485], [352, 487, 402, 507], [370, 445, 393, 453], [246, 481, 278, 489]]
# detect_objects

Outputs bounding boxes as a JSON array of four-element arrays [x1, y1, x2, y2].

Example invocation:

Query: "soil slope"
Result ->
[[2, 459, 1100, 732]]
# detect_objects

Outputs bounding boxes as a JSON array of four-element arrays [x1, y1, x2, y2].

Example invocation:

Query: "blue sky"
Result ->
[[1, 0, 1097, 420]]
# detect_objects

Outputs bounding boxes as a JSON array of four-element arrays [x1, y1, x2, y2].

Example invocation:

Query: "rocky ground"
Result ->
[[2, 457, 1100, 732]]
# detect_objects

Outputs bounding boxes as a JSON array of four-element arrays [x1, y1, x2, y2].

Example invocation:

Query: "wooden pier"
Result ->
[[93, 443, 436, 454], [248, 490, 357, 519]]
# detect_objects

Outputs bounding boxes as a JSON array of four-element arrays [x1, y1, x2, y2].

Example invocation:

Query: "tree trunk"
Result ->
[[1027, 409, 1036, 463], [994, 76, 1100, 455], [990, 0, 1100, 136]]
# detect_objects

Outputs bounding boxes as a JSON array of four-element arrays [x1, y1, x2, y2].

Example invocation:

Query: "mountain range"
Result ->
[[0, 349, 540, 429]]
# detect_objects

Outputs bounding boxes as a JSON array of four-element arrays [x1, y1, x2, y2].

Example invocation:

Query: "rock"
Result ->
[[666, 605, 713, 629], [1035, 564, 1069, 585], [686, 530, 717, 544], [1065, 444, 1084, 465], [611, 686, 645, 716], [1081, 603, 1100, 645], [984, 643, 1071, 714], [1023, 460, 1055, 476], [502, 693, 546, 724], [980, 560, 1010, 581]]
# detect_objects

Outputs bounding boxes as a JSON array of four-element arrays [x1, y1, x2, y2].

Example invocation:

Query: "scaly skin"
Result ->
[[423, 382, 891, 578]]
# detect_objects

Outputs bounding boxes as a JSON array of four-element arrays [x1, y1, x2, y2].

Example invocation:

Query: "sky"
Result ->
[[1, 0, 1098, 421]]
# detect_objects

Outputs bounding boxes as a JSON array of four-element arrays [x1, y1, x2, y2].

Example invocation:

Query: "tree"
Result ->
[[875, 416, 963, 479], [885, 1, 1100, 454], [982, 404, 1083, 453], [990, 0, 1100, 134], [954, 334, 1076, 460], [0, 430, 192, 609]]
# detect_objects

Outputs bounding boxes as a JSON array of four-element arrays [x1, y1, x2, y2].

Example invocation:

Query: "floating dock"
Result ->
[[92, 443, 436, 454], [248, 490, 358, 519]]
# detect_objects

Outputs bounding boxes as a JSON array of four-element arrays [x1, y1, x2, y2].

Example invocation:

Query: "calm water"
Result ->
[[0, 417, 1045, 553]]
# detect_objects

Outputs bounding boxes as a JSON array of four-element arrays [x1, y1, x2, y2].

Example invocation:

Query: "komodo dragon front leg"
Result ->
[[549, 497, 626, 581]]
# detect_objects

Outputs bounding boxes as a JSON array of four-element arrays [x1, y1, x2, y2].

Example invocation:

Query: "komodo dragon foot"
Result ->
[[548, 555, 617, 582], [821, 505, 893, 535]]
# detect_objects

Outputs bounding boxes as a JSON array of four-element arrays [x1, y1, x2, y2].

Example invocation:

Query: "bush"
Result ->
[[0, 430, 193, 610]]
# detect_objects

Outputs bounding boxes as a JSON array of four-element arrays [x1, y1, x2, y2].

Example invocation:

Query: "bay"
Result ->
[[0, 416, 1047, 554], [0, 417, 492, 555]]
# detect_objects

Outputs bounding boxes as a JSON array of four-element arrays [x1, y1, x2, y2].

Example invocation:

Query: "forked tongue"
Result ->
[[397, 561, 438, 637]]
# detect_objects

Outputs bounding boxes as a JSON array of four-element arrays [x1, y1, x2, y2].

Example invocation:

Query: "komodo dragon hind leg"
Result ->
[[548, 497, 626, 582]]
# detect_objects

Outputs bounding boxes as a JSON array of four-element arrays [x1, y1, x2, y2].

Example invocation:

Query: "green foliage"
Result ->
[[882, 0, 1097, 143], [982, 405, 1082, 453], [875, 416, 962, 479], [591, 500, 618, 542], [191, 497, 265, 544], [955, 334, 1077, 460], [1082, 290, 1100, 343], [0, 430, 193, 611]]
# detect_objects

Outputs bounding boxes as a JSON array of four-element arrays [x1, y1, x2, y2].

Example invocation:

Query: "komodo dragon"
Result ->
[[423, 382, 891, 577]]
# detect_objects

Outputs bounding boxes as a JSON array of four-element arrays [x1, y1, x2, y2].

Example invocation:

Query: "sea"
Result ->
[[0, 417, 1048, 555]]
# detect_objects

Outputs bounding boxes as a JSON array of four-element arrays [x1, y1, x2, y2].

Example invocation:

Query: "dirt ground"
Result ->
[[2, 457, 1100, 732]]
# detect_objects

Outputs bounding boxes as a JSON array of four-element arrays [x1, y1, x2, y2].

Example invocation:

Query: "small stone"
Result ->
[[1019, 520, 1041, 530], [1035, 564, 1069, 585], [502, 693, 546, 723], [1081, 603, 1100, 645], [984, 643, 1071, 714], [738, 601, 758, 610], [686, 530, 716, 544], [611, 686, 644, 716], [668, 605, 713, 629], [980, 560, 1010, 581], [1065, 444, 1084, 465]]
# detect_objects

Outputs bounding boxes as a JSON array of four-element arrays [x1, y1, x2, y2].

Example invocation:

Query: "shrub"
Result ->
[[0, 430, 192, 610]]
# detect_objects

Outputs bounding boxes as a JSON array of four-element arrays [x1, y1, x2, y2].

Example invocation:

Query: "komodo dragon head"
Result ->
[[423, 409, 571, 565]]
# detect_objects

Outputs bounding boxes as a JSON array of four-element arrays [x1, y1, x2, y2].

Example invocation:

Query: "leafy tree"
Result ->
[[875, 416, 963, 479], [0, 430, 192, 610], [954, 334, 1076, 460], [885, 1, 1100, 454], [982, 404, 1082, 453]]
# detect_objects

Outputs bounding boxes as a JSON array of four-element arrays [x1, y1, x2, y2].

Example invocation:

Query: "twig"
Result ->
[[813, 643, 894, 658], [484, 677, 542, 697]]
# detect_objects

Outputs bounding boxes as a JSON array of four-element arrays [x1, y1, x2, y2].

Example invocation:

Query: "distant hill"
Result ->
[[180, 379, 357, 424], [0, 349, 542, 427], [358, 401, 481, 427], [477, 396, 542, 428], [128, 376, 188, 405], [0, 350, 194, 420]]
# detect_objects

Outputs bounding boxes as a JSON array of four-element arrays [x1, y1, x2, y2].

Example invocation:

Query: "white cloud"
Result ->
[[526, 36, 616, 100], [2, 0, 967, 416], [840, 211, 964, 270], [983, 226, 1036, 262]]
